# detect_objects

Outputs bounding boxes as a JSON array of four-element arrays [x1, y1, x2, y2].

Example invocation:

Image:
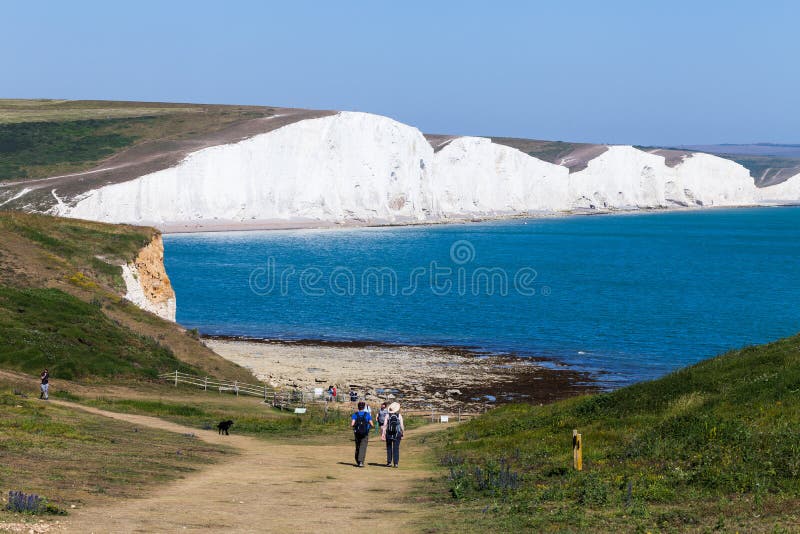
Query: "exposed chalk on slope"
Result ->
[[757, 171, 800, 203], [0, 187, 32, 207]]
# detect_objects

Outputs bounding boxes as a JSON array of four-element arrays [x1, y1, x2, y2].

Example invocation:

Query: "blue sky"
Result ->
[[3, 1, 798, 145]]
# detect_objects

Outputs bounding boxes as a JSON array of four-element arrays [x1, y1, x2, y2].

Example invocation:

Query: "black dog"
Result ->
[[217, 420, 234, 435]]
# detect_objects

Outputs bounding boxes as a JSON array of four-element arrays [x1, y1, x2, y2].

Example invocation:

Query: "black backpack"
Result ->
[[386, 413, 401, 440], [353, 412, 369, 437]]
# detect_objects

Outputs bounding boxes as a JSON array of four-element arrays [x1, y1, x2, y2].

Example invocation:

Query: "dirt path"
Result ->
[[51, 401, 444, 533]]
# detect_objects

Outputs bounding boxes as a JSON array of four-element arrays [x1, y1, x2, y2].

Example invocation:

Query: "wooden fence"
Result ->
[[158, 370, 488, 419], [158, 370, 312, 410]]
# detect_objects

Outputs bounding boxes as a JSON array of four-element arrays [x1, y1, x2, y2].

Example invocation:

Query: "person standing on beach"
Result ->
[[350, 401, 374, 467], [39, 369, 49, 400], [381, 402, 404, 468], [376, 402, 388, 436]]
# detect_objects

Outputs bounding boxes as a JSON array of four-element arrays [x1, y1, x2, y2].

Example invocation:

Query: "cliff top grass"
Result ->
[[0, 210, 155, 290], [0, 211, 256, 383], [426, 333, 800, 532], [0, 99, 273, 182]]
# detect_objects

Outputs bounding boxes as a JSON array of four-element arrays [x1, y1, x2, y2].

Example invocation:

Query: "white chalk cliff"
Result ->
[[59, 111, 800, 226]]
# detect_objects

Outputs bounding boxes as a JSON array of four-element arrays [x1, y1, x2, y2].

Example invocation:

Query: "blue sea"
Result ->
[[163, 207, 800, 386]]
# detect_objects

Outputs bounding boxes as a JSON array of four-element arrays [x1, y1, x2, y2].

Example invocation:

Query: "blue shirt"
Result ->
[[351, 411, 373, 423]]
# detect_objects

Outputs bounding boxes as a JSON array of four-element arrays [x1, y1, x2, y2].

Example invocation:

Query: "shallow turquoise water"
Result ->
[[164, 207, 800, 385]]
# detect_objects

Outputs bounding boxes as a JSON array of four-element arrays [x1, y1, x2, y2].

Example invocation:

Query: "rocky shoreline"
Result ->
[[204, 336, 599, 412]]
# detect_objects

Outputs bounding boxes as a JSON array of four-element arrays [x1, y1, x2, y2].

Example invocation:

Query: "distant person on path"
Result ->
[[349, 389, 358, 402], [326, 385, 334, 401], [39, 369, 49, 400], [376, 402, 388, 436], [350, 401, 374, 467], [381, 402, 404, 467], [332, 385, 337, 401]]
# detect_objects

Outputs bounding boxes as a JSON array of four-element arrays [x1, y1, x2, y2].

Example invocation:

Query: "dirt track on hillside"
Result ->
[[52, 401, 443, 533], [0, 108, 335, 211]]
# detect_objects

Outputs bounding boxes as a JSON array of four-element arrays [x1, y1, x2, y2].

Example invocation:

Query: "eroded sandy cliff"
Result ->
[[121, 234, 176, 321]]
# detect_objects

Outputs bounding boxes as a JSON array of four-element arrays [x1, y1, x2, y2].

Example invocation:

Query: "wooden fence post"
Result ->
[[234, 381, 239, 397], [573, 429, 583, 471], [204, 377, 208, 391], [174, 370, 178, 387]]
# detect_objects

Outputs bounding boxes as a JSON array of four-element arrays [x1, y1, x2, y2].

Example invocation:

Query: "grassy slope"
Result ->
[[0, 211, 255, 382], [0, 381, 231, 516], [0, 212, 263, 520], [0, 286, 196, 380], [0, 99, 272, 181], [426, 335, 800, 532], [490, 137, 593, 163]]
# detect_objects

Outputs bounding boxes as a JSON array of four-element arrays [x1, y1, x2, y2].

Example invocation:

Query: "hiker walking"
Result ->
[[39, 369, 49, 400], [350, 401, 374, 467], [381, 402, 404, 467], [376, 402, 388, 436]]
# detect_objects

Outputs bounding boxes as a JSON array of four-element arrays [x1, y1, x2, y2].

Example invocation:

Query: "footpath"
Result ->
[[52, 401, 446, 533]]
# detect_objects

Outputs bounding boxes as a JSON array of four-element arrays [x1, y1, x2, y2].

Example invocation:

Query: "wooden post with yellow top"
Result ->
[[573, 429, 583, 471]]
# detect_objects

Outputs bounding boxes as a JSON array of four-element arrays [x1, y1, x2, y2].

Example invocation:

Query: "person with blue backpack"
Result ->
[[350, 401, 374, 467], [381, 402, 405, 468]]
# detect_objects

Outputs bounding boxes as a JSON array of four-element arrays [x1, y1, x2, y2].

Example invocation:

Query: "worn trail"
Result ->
[[52, 401, 444, 533]]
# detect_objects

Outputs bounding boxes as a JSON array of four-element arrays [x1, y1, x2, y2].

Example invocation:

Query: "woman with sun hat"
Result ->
[[381, 402, 405, 467]]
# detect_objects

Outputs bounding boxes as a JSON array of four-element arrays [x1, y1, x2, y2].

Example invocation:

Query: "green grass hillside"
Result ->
[[429, 335, 800, 532], [0, 211, 262, 522], [0, 211, 255, 382], [0, 387, 230, 515], [0, 99, 271, 181], [0, 286, 195, 380]]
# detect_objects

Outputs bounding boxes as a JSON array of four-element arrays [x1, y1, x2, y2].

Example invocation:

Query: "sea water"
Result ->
[[164, 207, 800, 386]]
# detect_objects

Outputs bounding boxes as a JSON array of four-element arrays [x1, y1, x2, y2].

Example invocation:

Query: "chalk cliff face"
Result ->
[[566, 147, 761, 210], [120, 234, 176, 321], [431, 136, 571, 215], [65, 112, 437, 225], [58, 111, 800, 227]]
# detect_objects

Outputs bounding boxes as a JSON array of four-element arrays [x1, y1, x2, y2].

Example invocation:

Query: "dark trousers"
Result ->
[[386, 437, 400, 466], [354, 433, 369, 464]]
